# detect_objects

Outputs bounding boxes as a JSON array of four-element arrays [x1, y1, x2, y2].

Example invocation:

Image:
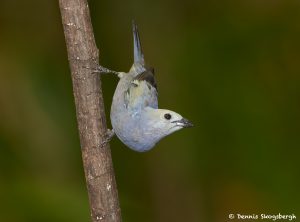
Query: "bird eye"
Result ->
[[164, 113, 172, 120]]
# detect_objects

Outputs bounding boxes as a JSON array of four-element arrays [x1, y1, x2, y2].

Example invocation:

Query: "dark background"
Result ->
[[0, 0, 299, 221]]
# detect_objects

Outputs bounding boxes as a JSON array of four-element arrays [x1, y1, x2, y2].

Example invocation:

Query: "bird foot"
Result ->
[[83, 65, 124, 78], [100, 129, 115, 148], [87, 65, 120, 75]]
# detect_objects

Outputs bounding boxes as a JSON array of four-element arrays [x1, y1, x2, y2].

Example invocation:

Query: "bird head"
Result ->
[[142, 108, 193, 141]]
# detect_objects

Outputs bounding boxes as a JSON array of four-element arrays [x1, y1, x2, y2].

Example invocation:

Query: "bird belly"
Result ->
[[110, 77, 155, 152], [111, 109, 155, 152]]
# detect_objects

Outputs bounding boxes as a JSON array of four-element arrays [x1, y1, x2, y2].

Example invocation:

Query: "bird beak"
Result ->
[[172, 118, 194, 128]]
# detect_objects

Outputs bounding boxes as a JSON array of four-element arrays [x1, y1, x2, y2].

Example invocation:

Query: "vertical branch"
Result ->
[[58, 0, 121, 222]]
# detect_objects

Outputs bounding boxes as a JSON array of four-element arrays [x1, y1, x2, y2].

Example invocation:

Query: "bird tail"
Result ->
[[132, 20, 145, 66]]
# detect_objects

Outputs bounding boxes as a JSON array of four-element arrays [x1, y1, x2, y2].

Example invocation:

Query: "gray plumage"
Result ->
[[133, 21, 144, 66], [109, 21, 193, 152]]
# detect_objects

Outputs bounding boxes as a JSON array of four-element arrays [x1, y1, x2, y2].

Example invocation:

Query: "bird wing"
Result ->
[[125, 68, 158, 112], [125, 22, 158, 112]]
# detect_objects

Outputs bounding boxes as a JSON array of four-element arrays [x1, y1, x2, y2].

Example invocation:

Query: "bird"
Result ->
[[98, 21, 193, 152]]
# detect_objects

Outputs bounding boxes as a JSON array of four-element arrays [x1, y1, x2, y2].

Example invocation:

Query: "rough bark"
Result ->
[[58, 0, 121, 221]]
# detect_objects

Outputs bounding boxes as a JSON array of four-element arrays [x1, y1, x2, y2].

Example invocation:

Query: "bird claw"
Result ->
[[83, 65, 120, 75], [83, 65, 124, 78], [106, 129, 115, 140], [99, 129, 115, 148]]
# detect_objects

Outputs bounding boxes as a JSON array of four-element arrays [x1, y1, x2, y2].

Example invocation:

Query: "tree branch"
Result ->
[[58, 0, 121, 221]]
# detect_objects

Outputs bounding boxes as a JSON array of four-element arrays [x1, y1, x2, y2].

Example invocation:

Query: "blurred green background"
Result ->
[[0, 0, 300, 221]]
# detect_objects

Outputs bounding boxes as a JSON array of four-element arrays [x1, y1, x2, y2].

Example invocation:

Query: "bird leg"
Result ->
[[94, 65, 120, 75], [99, 129, 115, 148], [83, 65, 124, 78]]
